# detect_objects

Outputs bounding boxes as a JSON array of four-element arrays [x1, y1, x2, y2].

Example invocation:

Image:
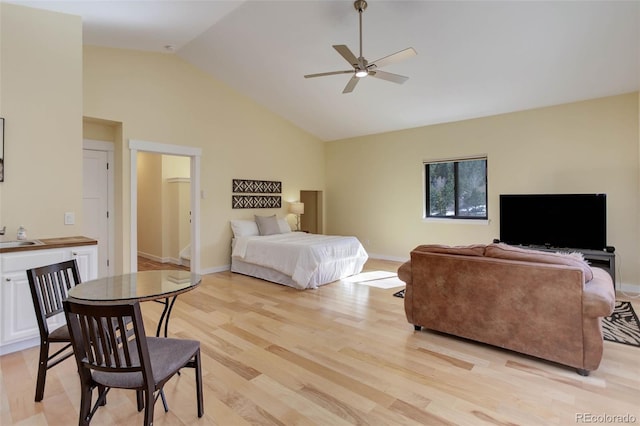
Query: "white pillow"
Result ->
[[230, 220, 259, 237], [255, 215, 281, 236], [278, 218, 291, 233]]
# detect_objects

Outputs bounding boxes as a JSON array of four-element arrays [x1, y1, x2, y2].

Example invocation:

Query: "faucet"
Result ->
[[0, 226, 5, 235]]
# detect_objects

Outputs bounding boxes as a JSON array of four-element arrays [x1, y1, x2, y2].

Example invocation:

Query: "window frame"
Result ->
[[424, 156, 488, 220]]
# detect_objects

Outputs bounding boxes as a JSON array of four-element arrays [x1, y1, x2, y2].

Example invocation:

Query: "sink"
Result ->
[[0, 240, 44, 249]]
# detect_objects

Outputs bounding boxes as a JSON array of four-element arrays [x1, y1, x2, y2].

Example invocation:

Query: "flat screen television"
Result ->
[[499, 193, 607, 251]]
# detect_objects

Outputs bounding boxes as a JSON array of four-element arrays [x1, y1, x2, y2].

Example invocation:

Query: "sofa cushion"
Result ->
[[485, 243, 593, 282], [412, 244, 486, 257]]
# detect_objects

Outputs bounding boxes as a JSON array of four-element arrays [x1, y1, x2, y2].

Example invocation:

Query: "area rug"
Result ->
[[602, 301, 640, 347], [393, 288, 405, 298], [392, 290, 640, 348]]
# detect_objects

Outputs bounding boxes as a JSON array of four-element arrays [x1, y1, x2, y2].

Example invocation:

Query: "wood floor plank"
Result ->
[[1, 259, 639, 425]]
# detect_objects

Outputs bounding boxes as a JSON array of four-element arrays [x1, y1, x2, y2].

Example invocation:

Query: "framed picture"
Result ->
[[0, 117, 4, 182]]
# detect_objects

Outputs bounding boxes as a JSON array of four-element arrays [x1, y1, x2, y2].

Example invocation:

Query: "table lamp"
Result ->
[[288, 202, 304, 231]]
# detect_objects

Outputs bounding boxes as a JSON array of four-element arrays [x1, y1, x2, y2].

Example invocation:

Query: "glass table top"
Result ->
[[68, 270, 201, 302]]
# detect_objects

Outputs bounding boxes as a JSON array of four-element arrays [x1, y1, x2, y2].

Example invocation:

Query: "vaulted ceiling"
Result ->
[[9, 1, 639, 141]]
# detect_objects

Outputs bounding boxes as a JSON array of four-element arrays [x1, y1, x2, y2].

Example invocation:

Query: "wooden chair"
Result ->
[[26, 259, 81, 402], [63, 299, 204, 426]]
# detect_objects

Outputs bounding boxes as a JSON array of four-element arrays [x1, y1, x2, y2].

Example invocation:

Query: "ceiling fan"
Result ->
[[304, 0, 417, 94]]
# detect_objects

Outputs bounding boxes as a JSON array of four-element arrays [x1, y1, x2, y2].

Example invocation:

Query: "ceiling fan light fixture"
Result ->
[[355, 69, 368, 78]]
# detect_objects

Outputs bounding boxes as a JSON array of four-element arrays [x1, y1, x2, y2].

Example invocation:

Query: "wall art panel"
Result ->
[[232, 195, 282, 209], [232, 179, 281, 194]]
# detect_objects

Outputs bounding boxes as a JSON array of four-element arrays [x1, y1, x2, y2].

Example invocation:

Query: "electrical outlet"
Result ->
[[64, 212, 75, 225]]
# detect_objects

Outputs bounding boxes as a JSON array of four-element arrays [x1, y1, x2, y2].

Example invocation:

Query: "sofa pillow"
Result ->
[[255, 215, 281, 236], [485, 243, 593, 282], [230, 220, 259, 237], [412, 244, 486, 257], [278, 218, 291, 233]]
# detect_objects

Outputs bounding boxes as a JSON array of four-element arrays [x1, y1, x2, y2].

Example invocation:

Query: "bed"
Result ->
[[230, 218, 368, 289]]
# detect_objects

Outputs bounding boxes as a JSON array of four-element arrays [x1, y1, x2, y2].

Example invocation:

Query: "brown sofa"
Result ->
[[397, 243, 615, 375]]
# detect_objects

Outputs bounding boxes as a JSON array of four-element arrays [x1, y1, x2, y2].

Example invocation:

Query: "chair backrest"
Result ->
[[27, 259, 82, 335], [63, 300, 154, 387]]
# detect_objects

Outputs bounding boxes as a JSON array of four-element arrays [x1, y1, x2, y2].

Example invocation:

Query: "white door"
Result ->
[[83, 147, 112, 277]]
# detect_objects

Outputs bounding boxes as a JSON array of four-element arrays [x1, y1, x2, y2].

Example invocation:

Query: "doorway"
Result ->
[[300, 190, 323, 234], [129, 140, 202, 273], [136, 153, 191, 270]]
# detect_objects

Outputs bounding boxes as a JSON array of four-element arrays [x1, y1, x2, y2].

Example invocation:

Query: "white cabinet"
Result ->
[[0, 245, 98, 355], [69, 246, 99, 282]]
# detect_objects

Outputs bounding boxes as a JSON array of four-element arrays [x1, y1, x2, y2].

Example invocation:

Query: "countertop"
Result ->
[[0, 236, 97, 254]]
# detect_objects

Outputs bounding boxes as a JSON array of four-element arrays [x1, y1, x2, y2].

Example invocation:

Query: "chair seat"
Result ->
[[92, 337, 199, 389], [48, 324, 70, 341]]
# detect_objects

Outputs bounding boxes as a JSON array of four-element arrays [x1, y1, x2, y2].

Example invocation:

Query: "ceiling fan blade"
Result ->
[[333, 45, 359, 67], [304, 70, 354, 79], [369, 47, 417, 69], [369, 70, 409, 84], [342, 75, 359, 94]]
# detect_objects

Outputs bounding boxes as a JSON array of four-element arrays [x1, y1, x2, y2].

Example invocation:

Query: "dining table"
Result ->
[[67, 270, 201, 337]]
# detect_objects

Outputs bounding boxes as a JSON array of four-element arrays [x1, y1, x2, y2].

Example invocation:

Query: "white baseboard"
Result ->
[[199, 264, 230, 275], [0, 336, 39, 356], [367, 253, 409, 262], [138, 252, 182, 267], [138, 251, 165, 262], [619, 282, 640, 295]]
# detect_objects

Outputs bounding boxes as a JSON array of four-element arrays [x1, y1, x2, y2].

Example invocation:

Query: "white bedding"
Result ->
[[231, 232, 368, 289]]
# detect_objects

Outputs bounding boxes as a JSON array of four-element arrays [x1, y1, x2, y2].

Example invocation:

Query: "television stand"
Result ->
[[520, 246, 616, 289]]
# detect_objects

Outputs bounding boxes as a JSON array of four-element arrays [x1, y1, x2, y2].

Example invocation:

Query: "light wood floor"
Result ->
[[138, 256, 190, 272], [1, 259, 639, 425]]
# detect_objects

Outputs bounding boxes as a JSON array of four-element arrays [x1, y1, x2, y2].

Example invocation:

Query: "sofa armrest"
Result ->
[[398, 261, 412, 286], [583, 267, 615, 318], [397, 260, 415, 324]]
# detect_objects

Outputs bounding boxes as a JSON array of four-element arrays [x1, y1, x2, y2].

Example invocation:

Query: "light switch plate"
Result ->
[[64, 212, 75, 225]]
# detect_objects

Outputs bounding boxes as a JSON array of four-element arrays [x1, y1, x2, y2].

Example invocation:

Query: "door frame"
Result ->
[[83, 139, 115, 277], [129, 139, 202, 273]]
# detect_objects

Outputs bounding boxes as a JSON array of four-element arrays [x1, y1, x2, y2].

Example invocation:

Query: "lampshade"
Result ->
[[289, 202, 304, 215]]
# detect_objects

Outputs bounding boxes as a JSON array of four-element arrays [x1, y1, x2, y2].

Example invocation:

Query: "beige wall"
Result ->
[[162, 155, 190, 262], [84, 117, 118, 142], [0, 4, 82, 239], [136, 151, 163, 259], [326, 93, 639, 290], [83, 45, 325, 272]]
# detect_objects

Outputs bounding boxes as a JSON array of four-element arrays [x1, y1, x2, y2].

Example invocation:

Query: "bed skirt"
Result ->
[[230, 255, 366, 289], [231, 257, 300, 287]]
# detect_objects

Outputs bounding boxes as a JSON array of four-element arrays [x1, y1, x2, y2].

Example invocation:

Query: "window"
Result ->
[[425, 157, 487, 219]]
